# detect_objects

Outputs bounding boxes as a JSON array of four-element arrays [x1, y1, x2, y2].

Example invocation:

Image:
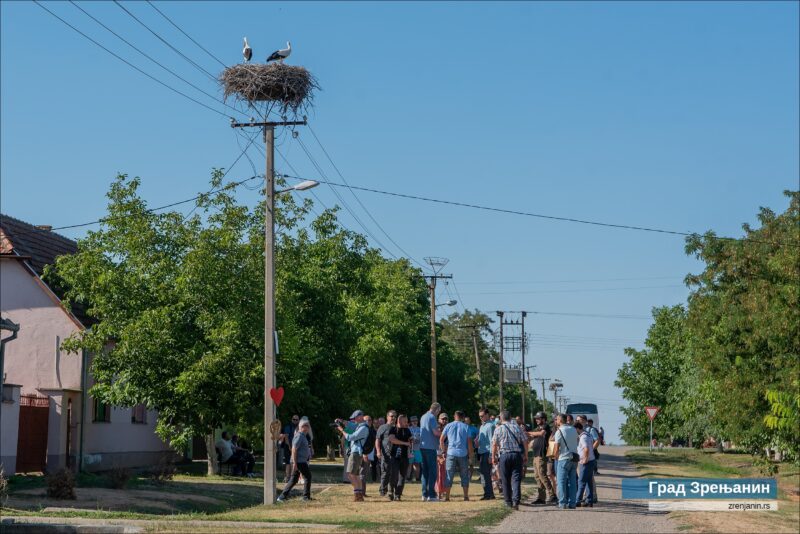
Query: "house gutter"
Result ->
[[0, 316, 21, 470]]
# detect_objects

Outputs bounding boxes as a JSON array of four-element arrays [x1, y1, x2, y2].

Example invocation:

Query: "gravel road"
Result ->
[[491, 446, 678, 533]]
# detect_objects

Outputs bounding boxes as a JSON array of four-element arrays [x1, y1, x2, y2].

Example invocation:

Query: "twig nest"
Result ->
[[220, 63, 319, 114]]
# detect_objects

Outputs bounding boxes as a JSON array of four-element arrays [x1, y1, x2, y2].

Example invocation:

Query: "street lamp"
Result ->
[[276, 180, 319, 194], [264, 171, 318, 505], [436, 299, 457, 308]]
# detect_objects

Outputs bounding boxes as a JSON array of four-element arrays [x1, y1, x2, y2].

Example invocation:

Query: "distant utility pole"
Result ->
[[523, 366, 536, 421], [231, 117, 306, 506], [423, 257, 452, 403], [535, 377, 550, 415], [549, 380, 563, 419], [459, 324, 486, 408], [496, 311, 504, 411]]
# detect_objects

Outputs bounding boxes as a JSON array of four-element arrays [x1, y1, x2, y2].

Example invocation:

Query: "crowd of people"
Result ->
[[274, 402, 604, 509]]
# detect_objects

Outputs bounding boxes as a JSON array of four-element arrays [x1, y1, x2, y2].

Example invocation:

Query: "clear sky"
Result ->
[[2, 1, 798, 443]]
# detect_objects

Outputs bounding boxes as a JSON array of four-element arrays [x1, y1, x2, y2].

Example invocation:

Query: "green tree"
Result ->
[[684, 190, 800, 455], [615, 305, 691, 445]]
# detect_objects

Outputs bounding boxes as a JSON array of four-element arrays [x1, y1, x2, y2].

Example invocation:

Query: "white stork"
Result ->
[[266, 41, 291, 63], [242, 37, 252, 63]]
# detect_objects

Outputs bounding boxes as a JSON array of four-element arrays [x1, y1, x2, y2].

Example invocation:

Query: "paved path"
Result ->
[[491, 446, 678, 533]]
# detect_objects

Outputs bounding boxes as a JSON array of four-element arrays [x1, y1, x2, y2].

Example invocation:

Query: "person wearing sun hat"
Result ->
[[336, 409, 370, 501]]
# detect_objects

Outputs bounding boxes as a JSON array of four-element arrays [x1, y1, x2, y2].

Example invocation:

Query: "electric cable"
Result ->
[[68, 1, 246, 119], [113, 0, 218, 83], [145, 0, 228, 69], [306, 125, 428, 270], [33, 0, 230, 118]]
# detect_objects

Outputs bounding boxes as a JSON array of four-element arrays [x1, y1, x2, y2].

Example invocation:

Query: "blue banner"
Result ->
[[622, 478, 777, 499]]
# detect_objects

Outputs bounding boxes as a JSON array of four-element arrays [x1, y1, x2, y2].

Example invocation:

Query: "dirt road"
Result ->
[[491, 446, 678, 533]]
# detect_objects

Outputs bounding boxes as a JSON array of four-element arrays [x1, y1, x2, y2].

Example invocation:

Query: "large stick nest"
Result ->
[[220, 63, 319, 114]]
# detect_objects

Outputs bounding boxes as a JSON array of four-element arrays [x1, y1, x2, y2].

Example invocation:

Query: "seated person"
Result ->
[[215, 431, 248, 475], [232, 434, 256, 476]]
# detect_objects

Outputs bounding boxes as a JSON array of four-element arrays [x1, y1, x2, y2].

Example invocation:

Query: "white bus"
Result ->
[[566, 403, 599, 430]]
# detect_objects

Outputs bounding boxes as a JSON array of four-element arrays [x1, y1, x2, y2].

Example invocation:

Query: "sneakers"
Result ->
[[480, 495, 496, 501], [530, 499, 546, 505], [387, 494, 394, 501], [302, 496, 313, 501], [276, 495, 285, 503], [422, 496, 428, 502], [428, 496, 439, 502]]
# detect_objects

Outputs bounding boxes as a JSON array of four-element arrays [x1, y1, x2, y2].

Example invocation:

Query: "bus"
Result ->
[[566, 403, 599, 429]]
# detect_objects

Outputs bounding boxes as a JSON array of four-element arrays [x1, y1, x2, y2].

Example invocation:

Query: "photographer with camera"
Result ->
[[335, 409, 370, 502]]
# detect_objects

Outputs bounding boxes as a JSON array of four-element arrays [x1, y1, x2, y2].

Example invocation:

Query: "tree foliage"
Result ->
[[616, 191, 799, 458], [49, 172, 482, 458]]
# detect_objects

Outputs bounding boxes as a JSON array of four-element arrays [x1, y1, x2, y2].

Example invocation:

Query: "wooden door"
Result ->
[[16, 395, 50, 473]]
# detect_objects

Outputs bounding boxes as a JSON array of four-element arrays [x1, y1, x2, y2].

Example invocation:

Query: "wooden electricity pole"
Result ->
[[231, 118, 305, 506], [424, 272, 452, 403], [520, 311, 527, 426]]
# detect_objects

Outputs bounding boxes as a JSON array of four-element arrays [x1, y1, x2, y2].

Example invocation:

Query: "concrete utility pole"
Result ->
[[496, 311, 504, 411], [231, 118, 306, 506], [459, 324, 486, 408], [535, 377, 550, 415], [520, 312, 527, 426], [423, 257, 452, 403]]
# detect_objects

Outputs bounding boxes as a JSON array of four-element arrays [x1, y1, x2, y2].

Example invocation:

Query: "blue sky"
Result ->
[[2, 1, 798, 443]]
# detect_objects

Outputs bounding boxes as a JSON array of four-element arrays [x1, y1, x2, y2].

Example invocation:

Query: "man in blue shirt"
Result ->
[[553, 414, 579, 509], [336, 409, 370, 502], [440, 410, 474, 501], [475, 408, 495, 500], [419, 402, 442, 501]]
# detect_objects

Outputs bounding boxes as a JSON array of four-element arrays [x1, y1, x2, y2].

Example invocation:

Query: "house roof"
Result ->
[[0, 214, 78, 276], [0, 214, 93, 327]]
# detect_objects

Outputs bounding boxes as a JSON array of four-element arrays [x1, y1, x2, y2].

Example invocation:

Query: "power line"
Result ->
[[294, 137, 401, 260], [306, 125, 428, 270], [278, 174, 797, 247], [145, 0, 228, 69], [7, 138, 260, 238], [459, 284, 686, 296], [68, 1, 245, 118], [457, 275, 680, 285], [112, 0, 218, 83], [33, 0, 230, 118]]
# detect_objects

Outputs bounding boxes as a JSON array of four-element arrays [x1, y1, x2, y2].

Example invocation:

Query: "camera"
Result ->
[[329, 418, 345, 429]]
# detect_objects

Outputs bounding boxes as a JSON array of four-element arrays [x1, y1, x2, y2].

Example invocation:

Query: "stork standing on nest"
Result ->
[[242, 37, 252, 62], [266, 41, 291, 63]]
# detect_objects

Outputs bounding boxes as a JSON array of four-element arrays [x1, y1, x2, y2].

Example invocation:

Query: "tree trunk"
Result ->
[[205, 434, 218, 476]]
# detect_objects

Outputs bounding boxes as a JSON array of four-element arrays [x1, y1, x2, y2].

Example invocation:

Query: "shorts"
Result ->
[[412, 450, 422, 464], [345, 453, 363, 475]]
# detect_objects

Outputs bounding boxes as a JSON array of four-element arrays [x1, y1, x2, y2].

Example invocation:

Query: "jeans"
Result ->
[[556, 458, 577, 508], [280, 462, 311, 499], [498, 451, 523, 506], [445, 454, 470, 489], [420, 448, 438, 499], [379, 455, 392, 495], [389, 455, 409, 497], [477, 452, 494, 498], [577, 459, 596, 504]]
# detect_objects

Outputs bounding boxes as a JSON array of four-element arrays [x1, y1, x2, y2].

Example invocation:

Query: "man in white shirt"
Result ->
[[215, 431, 246, 475], [552, 414, 579, 509]]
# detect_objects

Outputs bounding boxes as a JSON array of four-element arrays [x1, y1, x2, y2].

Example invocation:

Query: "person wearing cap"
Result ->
[[276, 418, 313, 502], [527, 411, 556, 504], [336, 409, 370, 501]]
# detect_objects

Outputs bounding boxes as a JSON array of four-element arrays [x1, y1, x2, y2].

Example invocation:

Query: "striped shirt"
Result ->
[[491, 420, 528, 455]]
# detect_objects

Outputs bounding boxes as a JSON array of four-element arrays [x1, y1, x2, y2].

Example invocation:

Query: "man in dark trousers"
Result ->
[[359, 414, 377, 497], [491, 410, 528, 510], [527, 412, 556, 504], [375, 410, 398, 497]]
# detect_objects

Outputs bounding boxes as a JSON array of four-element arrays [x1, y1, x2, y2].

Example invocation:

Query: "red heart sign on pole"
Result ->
[[269, 387, 285, 406]]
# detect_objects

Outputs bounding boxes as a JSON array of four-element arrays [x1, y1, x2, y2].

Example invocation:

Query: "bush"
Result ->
[[46, 468, 76, 499], [107, 467, 132, 490], [147, 457, 176, 485], [0, 467, 8, 504]]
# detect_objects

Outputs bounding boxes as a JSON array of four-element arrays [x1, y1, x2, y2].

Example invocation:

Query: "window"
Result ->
[[93, 397, 111, 423], [131, 404, 147, 424]]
